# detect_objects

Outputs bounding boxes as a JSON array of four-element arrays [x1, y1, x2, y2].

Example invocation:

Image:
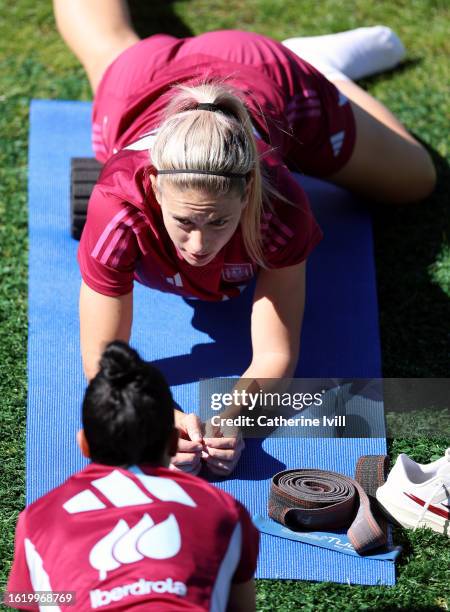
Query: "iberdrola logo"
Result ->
[[63, 468, 196, 580]]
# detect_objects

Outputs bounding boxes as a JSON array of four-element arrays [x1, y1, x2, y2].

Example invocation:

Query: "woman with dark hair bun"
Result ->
[[53, 1, 436, 476], [81, 341, 175, 467], [7, 341, 260, 612]]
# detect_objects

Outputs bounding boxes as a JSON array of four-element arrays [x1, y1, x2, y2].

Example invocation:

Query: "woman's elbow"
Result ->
[[285, 354, 299, 378], [262, 349, 300, 378], [82, 356, 100, 382], [81, 344, 104, 381]]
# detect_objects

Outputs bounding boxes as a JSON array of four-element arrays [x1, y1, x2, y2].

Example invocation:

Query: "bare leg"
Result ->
[[53, 0, 139, 93], [283, 28, 436, 203], [325, 80, 436, 204]]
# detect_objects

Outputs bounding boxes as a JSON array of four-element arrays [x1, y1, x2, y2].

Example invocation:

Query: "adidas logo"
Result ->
[[330, 131, 346, 157], [338, 92, 349, 107], [124, 128, 160, 152], [63, 469, 197, 580], [63, 468, 196, 514], [166, 273, 183, 287]]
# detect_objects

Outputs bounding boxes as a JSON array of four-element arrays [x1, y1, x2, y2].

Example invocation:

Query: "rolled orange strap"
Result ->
[[268, 455, 390, 555]]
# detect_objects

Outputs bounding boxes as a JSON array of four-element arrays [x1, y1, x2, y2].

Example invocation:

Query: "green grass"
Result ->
[[0, 0, 449, 610]]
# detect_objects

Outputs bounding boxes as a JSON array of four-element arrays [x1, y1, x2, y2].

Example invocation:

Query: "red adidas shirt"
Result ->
[[78, 141, 323, 300], [79, 31, 349, 300], [77, 29, 361, 301], [7, 464, 259, 611], [92, 31, 355, 176]]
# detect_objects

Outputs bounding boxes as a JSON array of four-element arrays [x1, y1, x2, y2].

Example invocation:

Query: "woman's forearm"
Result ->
[[79, 281, 133, 380], [245, 261, 306, 395], [217, 260, 306, 424]]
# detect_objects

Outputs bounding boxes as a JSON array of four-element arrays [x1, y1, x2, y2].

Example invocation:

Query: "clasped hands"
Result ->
[[171, 412, 244, 476]]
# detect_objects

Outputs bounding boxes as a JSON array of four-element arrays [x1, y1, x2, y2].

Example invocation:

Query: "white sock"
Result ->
[[282, 26, 406, 81]]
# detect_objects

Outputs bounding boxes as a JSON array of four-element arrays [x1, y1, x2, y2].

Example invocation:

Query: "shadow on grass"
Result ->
[[368, 141, 450, 377], [357, 62, 449, 373], [352, 61, 448, 374], [360, 57, 424, 85], [128, 0, 193, 38]]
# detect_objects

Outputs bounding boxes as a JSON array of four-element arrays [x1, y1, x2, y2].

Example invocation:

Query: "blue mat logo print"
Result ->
[[253, 515, 402, 562], [281, 528, 354, 551]]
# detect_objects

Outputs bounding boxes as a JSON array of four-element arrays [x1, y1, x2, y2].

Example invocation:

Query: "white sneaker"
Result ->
[[376, 448, 450, 537]]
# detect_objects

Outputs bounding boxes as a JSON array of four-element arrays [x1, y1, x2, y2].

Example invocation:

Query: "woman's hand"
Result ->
[[202, 420, 245, 476], [171, 412, 204, 475], [203, 434, 245, 475], [172, 413, 245, 476]]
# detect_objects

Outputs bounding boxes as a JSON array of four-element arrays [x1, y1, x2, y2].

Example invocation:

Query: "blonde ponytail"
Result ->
[[151, 80, 271, 268]]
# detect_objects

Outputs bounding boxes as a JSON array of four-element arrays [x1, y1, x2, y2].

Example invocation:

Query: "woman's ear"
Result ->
[[77, 429, 91, 459]]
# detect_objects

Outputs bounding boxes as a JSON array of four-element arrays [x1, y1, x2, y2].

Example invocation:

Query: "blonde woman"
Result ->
[[54, 1, 436, 476]]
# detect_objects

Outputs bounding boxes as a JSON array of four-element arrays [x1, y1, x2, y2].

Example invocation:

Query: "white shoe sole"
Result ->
[[376, 486, 450, 537]]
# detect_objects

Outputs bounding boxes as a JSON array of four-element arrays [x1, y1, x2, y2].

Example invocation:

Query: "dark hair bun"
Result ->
[[99, 341, 141, 389]]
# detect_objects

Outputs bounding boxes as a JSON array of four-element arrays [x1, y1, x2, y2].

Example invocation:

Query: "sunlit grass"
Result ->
[[0, 0, 449, 609]]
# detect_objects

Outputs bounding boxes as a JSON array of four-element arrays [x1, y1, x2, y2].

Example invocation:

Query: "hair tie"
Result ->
[[194, 102, 237, 120], [104, 369, 137, 390], [155, 101, 248, 179], [196, 102, 221, 112], [157, 169, 248, 179]]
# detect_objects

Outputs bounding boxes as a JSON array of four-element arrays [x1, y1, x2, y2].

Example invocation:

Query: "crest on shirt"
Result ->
[[222, 263, 254, 283]]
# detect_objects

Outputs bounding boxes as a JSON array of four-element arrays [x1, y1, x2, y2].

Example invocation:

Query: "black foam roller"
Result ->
[[70, 157, 102, 240]]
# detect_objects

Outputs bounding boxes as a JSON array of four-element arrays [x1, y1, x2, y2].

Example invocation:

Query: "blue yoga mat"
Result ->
[[27, 99, 394, 585]]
